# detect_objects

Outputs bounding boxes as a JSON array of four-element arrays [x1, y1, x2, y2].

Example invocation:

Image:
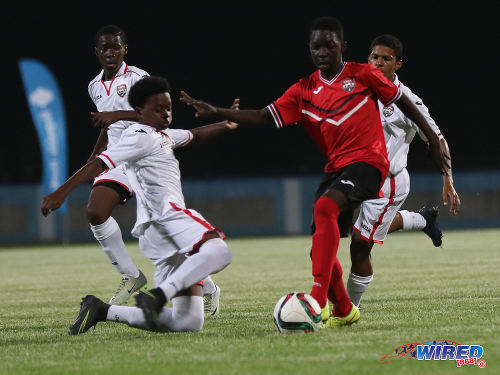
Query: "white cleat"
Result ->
[[203, 284, 221, 317], [109, 270, 148, 305]]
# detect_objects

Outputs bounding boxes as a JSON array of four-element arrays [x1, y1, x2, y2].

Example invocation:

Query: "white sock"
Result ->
[[159, 238, 232, 300], [202, 276, 216, 295], [399, 210, 427, 231], [107, 296, 203, 332], [90, 217, 140, 278], [347, 273, 373, 307], [157, 296, 204, 332]]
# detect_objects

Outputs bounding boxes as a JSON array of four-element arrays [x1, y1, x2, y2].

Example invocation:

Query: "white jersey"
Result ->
[[380, 74, 443, 176], [88, 62, 149, 147], [98, 124, 193, 237]]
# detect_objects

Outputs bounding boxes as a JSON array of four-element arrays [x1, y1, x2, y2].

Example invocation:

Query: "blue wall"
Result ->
[[1, 170, 499, 245]]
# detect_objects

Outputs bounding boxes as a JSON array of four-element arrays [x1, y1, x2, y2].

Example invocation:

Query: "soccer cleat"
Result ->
[[321, 302, 332, 322], [419, 205, 443, 247], [134, 288, 166, 330], [203, 284, 221, 317], [69, 295, 109, 335], [321, 303, 360, 328], [109, 270, 148, 305]]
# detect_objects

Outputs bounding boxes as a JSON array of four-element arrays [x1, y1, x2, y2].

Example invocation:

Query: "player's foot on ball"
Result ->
[[134, 288, 166, 330], [321, 302, 332, 322], [419, 204, 443, 247], [203, 284, 221, 317], [109, 270, 148, 305], [69, 295, 109, 335], [322, 303, 360, 328]]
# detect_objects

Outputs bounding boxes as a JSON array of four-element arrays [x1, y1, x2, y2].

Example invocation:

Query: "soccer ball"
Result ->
[[273, 292, 322, 333]]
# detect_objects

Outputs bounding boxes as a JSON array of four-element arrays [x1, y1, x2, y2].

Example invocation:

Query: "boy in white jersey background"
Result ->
[[345, 34, 461, 309], [86, 25, 222, 313], [41, 76, 234, 333]]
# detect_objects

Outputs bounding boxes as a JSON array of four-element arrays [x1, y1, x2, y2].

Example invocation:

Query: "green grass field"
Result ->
[[1, 229, 499, 375]]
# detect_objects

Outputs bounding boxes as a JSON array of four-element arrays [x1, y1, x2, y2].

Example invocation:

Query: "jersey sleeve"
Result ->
[[267, 82, 302, 128], [165, 128, 194, 148], [98, 128, 152, 168], [358, 64, 402, 106], [402, 86, 443, 142]]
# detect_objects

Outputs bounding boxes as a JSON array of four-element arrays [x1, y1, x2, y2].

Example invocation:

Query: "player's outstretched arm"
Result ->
[[91, 110, 138, 129], [439, 138, 461, 214], [396, 94, 450, 175], [41, 158, 106, 216], [180, 91, 272, 126], [189, 98, 240, 145]]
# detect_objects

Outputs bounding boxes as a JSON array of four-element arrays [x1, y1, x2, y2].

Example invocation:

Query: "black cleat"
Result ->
[[69, 295, 109, 335], [419, 205, 443, 247], [134, 288, 166, 330]]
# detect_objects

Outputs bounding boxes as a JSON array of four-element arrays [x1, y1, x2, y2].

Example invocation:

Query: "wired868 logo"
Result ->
[[379, 340, 486, 368]]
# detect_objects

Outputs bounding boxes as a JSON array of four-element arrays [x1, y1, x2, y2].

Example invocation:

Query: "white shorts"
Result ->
[[353, 168, 410, 244], [138, 205, 224, 287], [93, 164, 133, 194]]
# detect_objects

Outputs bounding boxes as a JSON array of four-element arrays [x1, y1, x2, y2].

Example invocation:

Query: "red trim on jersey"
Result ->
[[92, 179, 131, 192], [368, 175, 396, 242], [100, 64, 129, 96], [99, 153, 116, 168]]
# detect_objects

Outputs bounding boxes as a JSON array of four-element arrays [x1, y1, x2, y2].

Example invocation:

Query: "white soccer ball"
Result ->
[[273, 292, 322, 333]]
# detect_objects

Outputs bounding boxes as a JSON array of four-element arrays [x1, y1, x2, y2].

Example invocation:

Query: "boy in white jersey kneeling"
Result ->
[[41, 76, 236, 333]]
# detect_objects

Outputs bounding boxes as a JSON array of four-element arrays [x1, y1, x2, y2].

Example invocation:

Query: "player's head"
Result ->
[[129, 76, 173, 130], [368, 34, 403, 81], [94, 25, 128, 76], [308, 17, 347, 76]]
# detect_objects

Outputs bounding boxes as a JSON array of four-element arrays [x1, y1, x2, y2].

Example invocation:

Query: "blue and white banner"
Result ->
[[18, 58, 68, 214]]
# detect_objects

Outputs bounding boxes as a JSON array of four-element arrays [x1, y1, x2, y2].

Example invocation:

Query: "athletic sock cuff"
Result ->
[[90, 216, 119, 241]]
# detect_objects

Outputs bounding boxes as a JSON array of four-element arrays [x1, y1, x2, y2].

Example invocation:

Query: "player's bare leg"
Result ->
[[87, 185, 147, 305]]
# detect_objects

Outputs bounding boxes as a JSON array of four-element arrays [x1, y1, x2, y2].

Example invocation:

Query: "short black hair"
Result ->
[[370, 34, 403, 61], [310, 16, 344, 42], [95, 24, 127, 45], [128, 76, 172, 108]]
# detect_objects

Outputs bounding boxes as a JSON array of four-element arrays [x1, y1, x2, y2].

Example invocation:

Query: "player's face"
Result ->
[[95, 34, 128, 78], [138, 92, 173, 130], [368, 45, 403, 81], [309, 30, 346, 77]]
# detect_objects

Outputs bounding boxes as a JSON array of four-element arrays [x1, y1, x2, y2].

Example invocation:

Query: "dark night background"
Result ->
[[3, 2, 499, 184]]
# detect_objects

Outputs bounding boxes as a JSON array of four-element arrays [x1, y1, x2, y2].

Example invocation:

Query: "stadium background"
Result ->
[[2, 2, 499, 243]]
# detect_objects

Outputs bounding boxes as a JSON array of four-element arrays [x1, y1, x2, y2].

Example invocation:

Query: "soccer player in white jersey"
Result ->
[[86, 25, 222, 312], [41, 76, 234, 333], [345, 34, 461, 309]]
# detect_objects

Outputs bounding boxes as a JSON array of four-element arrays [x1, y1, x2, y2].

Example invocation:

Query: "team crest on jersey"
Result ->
[[342, 78, 355, 92], [117, 84, 127, 97], [383, 105, 394, 117]]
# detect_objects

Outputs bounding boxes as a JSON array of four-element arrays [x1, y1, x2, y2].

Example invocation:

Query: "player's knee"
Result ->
[[86, 205, 109, 225], [313, 196, 337, 221], [201, 238, 232, 269]]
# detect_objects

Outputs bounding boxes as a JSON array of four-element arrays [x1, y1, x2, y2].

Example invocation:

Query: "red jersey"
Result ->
[[267, 61, 401, 179]]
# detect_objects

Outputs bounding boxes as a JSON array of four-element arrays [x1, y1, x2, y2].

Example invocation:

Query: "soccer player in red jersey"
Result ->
[[180, 16, 450, 327]]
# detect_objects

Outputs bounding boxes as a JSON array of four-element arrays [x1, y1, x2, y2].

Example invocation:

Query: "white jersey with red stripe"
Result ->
[[381, 74, 443, 176], [98, 123, 196, 237], [88, 62, 149, 147], [353, 75, 443, 243]]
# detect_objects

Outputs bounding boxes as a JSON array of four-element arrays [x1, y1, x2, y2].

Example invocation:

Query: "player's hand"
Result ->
[[427, 141, 451, 176], [91, 111, 120, 128], [41, 191, 64, 216], [443, 178, 461, 214], [180, 91, 217, 118], [227, 98, 240, 130]]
